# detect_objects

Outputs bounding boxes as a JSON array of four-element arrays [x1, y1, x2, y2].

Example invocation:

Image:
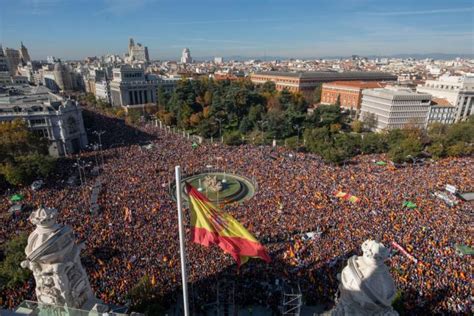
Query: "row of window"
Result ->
[[123, 72, 143, 78], [392, 100, 430, 105], [389, 112, 427, 118], [33, 128, 49, 138], [29, 118, 47, 126], [391, 106, 429, 112], [425, 84, 458, 90]]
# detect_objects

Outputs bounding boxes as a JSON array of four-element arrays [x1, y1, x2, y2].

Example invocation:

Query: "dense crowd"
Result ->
[[1, 110, 472, 314]]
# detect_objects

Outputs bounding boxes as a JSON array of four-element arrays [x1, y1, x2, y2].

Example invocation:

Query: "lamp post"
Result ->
[[93, 130, 105, 166], [73, 158, 88, 186], [257, 120, 267, 144], [87, 143, 100, 174], [215, 118, 223, 143], [293, 124, 303, 146]]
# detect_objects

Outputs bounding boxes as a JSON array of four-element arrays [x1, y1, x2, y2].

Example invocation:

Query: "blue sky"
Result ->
[[0, 0, 473, 60]]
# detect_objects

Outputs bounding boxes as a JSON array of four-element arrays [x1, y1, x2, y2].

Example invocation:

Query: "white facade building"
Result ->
[[3, 47, 20, 76], [181, 48, 192, 64], [46, 56, 59, 64], [426, 98, 456, 125], [0, 85, 88, 156], [417, 74, 474, 122], [127, 38, 149, 63], [95, 80, 111, 103], [0, 45, 10, 73], [110, 65, 158, 107], [428, 105, 456, 125], [360, 88, 432, 131]]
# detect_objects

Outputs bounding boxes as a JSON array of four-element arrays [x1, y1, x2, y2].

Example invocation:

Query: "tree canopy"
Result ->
[[0, 119, 55, 186], [135, 77, 473, 164], [0, 234, 30, 290]]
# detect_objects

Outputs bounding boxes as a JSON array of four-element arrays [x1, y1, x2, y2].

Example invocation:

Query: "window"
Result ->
[[67, 116, 78, 134], [33, 129, 48, 138], [30, 118, 46, 126]]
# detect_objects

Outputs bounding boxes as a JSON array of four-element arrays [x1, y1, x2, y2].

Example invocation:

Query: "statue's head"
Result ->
[[361, 239, 389, 264], [29, 206, 58, 228]]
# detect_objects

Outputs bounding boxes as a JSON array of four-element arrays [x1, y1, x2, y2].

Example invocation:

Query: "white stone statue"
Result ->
[[328, 240, 399, 316], [20, 206, 102, 310], [202, 175, 223, 192]]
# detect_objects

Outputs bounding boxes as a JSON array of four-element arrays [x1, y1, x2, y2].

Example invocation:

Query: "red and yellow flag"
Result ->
[[185, 182, 271, 266]]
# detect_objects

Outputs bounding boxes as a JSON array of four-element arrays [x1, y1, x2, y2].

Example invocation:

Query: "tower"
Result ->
[[20, 41, 31, 63], [0, 44, 9, 72], [128, 37, 135, 56]]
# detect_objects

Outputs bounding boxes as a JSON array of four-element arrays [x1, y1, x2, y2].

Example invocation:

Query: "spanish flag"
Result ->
[[185, 182, 271, 266], [335, 191, 360, 203]]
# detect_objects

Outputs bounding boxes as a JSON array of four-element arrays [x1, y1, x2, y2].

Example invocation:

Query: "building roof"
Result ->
[[253, 71, 397, 81], [323, 80, 387, 89], [363, 88, 432, 99], [431, 97, 453, 107]]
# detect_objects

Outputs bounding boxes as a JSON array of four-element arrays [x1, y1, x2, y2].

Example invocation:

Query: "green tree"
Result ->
[[426, 142, 445, 159], [197, 119, 218, 138], [284, 136, 300, 150], [248, 129, 266, 145], [388, 137, 423, 163], [0, 119, 55, 186], [446, 119, 474, 144], [261, 81, 276, 94], [278, 89, 293, 110], [313, 83, 322, 104], [362, 112, 378, 131], [318, 105, 343, 127], [335, 95, 341, 106], [239, 117, 253, 133], [446, 141, 472, 157], [223, 130, 243, 145], [157, 85, 168, 107], [360, 133, 387, 154], [0, 234, 31, 290], [351, 120, 364, 133]]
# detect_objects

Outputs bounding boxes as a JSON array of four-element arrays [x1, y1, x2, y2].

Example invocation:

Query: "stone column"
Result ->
[[130, 90, 135, 105]]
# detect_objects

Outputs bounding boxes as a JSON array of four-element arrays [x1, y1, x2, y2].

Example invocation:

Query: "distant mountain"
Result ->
[[191, 53, 474, 62]]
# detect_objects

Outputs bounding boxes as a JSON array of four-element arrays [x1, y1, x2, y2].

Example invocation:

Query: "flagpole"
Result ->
[[175, 166, 190, 316]]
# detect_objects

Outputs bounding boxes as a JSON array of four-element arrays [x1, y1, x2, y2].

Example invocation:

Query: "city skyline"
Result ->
[[0, 0, 473, 60]]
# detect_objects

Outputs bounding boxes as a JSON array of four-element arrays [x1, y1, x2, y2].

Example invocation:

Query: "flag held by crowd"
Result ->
[[392, 241, 419, 264], [335, 191, 360, 203], [185, 182, 271, 266], [403, 201, 417, 209]]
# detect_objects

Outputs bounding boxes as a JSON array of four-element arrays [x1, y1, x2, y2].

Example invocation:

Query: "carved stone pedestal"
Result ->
[[326, 240, 399, 316], [21, 207, 100, 309]]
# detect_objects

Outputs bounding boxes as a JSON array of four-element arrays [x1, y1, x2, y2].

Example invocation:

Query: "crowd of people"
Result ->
[[1, 109, 472, 314]]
